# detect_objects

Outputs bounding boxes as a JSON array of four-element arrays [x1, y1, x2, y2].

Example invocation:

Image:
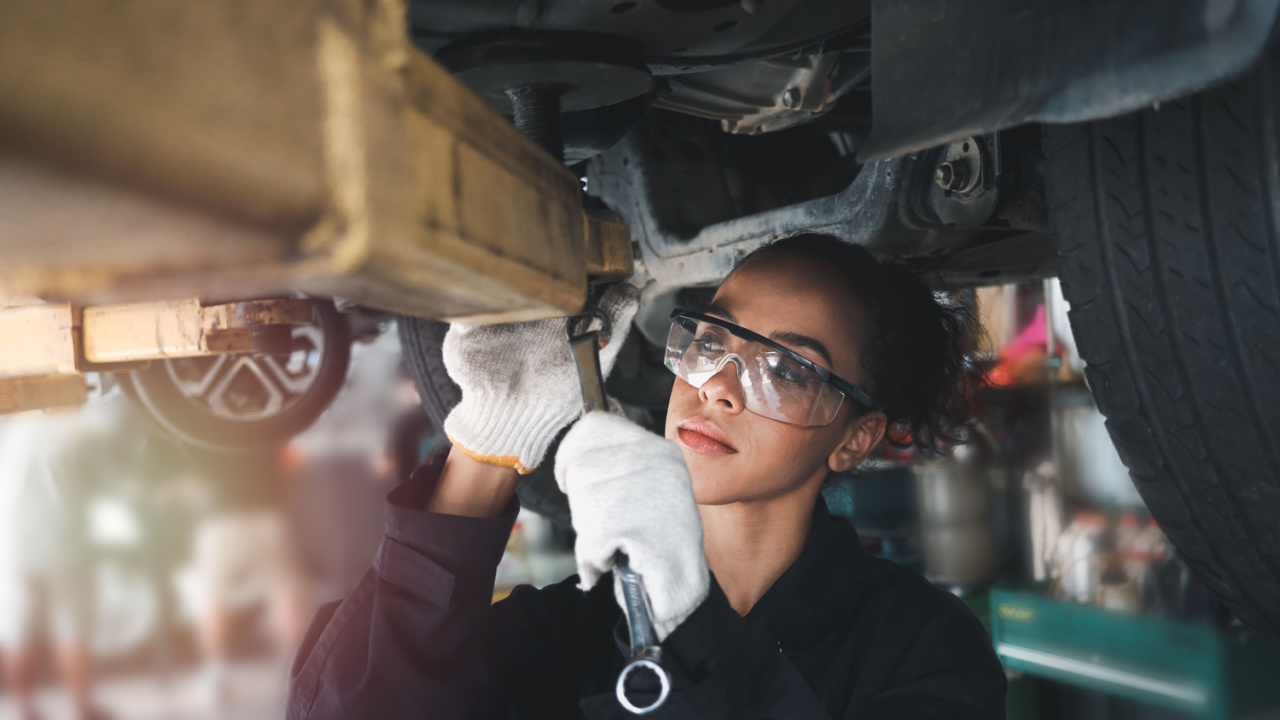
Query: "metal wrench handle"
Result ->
[[566, 310, 610, 413], [614, 552, 671, 714], [615, 555, 658, 656], [566, 305, 670, 713]]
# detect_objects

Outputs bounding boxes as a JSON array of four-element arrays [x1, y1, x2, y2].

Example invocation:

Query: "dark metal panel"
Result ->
[[860, 0, 1280, 161], [410, 0, 871, 73]]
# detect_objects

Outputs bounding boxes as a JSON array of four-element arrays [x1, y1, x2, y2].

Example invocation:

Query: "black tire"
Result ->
[[397, 316, 572, 527], [121, 300, 350, 452], [396, 317, 462, 427], [1044, 46, 1280, 643]]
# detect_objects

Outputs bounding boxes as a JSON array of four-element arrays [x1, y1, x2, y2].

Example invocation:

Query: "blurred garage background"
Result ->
[[2, 280, 1278, 720]]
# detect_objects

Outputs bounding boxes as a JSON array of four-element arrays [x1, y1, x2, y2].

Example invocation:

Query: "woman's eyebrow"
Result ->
[[707, 303, 834, 366], [705, 303, 737, 323], [770, 331, 834, 367]]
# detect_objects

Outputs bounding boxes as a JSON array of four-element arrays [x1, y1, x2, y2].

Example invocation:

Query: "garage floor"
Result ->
[[0, 658, 288, 720]]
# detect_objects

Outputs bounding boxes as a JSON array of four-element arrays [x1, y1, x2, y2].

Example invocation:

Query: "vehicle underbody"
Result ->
[[2, 0, 1279, 646]]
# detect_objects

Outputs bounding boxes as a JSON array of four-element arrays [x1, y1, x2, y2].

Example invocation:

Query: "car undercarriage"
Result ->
[[3, 0, 1280, 647]]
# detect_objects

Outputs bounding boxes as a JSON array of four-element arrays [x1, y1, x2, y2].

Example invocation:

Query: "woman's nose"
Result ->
[[697, 358, 746, 414]]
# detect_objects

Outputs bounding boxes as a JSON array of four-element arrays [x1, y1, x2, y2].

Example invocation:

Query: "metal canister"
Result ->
[[916, 449, 998, 590]]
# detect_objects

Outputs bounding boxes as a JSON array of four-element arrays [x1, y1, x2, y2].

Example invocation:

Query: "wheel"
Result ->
[[121, 299, 351, 451], [397, 315, 572, 527], [1044, 43, 1280, 643]]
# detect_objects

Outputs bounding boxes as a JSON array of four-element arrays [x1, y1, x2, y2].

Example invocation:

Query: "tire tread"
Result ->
[[1046, 45, 1280, 641]]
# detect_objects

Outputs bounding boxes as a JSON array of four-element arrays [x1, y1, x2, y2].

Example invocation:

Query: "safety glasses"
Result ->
[[664, 309, 875, 427]]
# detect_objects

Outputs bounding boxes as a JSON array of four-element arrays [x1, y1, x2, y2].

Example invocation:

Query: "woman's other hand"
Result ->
[[555, 411, 710, 640]]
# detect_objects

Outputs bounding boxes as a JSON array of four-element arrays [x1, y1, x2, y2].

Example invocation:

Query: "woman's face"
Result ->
[[664, 250, 884, 506]]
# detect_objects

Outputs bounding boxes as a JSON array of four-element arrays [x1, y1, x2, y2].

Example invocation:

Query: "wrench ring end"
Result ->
[[615, 658, 671, 715]]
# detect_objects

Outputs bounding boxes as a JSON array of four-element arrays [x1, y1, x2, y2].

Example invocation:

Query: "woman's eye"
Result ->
[[692, 336, 725, 354], [768, 360, 811, 386]]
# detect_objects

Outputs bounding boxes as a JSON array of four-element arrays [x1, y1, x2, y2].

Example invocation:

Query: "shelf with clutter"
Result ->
[[824, 278, 1280, 720]]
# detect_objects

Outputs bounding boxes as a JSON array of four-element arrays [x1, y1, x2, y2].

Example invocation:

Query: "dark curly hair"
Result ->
[[735, 234, 979, 456]]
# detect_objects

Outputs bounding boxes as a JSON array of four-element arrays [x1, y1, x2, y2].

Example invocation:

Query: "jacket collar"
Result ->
[[743, 498, 871, 656]]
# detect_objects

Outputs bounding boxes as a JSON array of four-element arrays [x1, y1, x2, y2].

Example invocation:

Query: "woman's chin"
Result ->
[[690, 471, 748, 506], [692, 489, 738, 506]]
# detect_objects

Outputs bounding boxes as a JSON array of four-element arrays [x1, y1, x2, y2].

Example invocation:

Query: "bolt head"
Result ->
[[935, 159, 976, 192], [935, 162, 956, 189], [782, 88, 801, 109]]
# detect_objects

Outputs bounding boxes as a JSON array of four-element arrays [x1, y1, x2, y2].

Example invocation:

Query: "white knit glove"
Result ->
[[555, 411, 710, 641], [442, 284, 639, 474]]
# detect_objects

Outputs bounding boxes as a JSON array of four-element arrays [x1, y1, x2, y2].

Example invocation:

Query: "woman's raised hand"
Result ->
[[441, 284, 639, 476], [555, 411, 711, 641]]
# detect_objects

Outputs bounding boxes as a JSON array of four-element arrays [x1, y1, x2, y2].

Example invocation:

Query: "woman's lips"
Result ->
[[676, 420, 737, 456]]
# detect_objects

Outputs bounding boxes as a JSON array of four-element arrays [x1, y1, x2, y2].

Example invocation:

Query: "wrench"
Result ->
[[613, 552, 672, 714], [566, 309, 610, 415], [565, 305, 672, 714]]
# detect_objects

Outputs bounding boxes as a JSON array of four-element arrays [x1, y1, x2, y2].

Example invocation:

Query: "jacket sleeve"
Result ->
[[286, 459, 520, 720], [579, 578, 834, 720]]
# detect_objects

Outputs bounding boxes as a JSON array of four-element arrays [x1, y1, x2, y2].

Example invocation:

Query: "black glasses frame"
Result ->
[[669, 309, 876, 409]]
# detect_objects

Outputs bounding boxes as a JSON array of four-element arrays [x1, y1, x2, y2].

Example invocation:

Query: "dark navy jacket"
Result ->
[[287, 459, 1006, 719]]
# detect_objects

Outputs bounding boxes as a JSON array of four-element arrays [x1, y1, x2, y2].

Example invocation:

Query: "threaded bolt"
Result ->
[[505, 84, 564, 162]]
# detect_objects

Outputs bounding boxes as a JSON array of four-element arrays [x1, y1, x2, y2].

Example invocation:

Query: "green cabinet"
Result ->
[[990, 589, 1280, 720]]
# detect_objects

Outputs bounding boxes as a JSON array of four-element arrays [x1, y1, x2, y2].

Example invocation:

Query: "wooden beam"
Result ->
[[585, 216, 635, 284], [0, 303, 78, 378], [0, 298, 315, 377], [0, 375, 87, 415], [80, 298, 315, 364], [0, 0, 620, 323]]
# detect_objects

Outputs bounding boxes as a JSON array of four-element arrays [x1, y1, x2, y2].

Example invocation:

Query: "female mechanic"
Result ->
[[287, 234, 1006, 719]]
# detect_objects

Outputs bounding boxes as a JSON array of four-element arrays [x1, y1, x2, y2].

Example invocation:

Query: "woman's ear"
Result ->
[[828, 411, 887, 473]]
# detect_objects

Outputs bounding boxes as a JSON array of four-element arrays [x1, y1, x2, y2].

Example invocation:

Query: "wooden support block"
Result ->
[[1, 298, 315, 377], [0, 303, 78, 378], [585, 215, 635, 284], [0, 0, 614, 323], [213, 299, 316, 328], [80, 298, 315, 363], [0, 375, 87, 415], [82, 300, 210, 364]]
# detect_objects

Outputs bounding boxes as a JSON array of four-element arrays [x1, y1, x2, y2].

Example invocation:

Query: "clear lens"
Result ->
[[664, 317, 845, 426], [806, 379, 846, 426]]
